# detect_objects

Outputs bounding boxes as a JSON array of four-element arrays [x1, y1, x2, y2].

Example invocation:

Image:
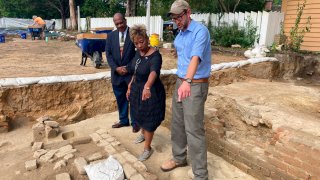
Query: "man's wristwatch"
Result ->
[[185, 78, 192, 84]]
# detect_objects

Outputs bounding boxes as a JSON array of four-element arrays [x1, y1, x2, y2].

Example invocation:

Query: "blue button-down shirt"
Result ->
[[174, 20, 211, 79]]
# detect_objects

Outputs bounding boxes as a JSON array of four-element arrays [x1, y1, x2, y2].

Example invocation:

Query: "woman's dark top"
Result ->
[[128, 50, 166, 132]]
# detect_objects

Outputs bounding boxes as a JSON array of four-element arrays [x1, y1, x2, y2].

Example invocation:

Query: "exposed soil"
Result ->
[[0, 37, 319, 180]]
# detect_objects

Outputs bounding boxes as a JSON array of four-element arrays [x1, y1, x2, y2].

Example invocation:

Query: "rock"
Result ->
[[39, 149, 58, 162], [33, 149, 48, 158], [44, 121, 59, 128], [231, 44, 241, 48], [74, 157, 87, 175], [25, 159, 37, 171], [32, 123, 45, 142], [123, 163, 137, 179], [69, 136, 91, 145], [64, 153, 74, 161], [56, 173, 71, 180], [32, 142, 43, 151], [45, 125, 58, 138], [54, 160, 67, 170], [36, 115, 53, 123], [87, 152, 103, 162]]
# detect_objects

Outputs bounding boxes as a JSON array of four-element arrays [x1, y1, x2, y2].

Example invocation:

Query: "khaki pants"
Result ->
[[171, 78, 209, 180]]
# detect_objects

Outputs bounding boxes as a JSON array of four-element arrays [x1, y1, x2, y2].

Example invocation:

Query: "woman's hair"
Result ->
[[129, 24, 148, 42]]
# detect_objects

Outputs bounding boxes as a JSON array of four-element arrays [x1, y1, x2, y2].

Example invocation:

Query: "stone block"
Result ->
[[68, 136, 91, 146], [133, 161, 147, 172], [36, 115, 53, 123], [74, 157, 87, 175], [56, 149, 77, 158], [104, 145, 116, 155], [106, 137, 115, 143], [113, 153, 127, 164], [89, 133, 102, 143], [45, 125, 58, 139], [44, 121, 59, 128], [43, 140, 69, 149], [33, 149, 48, 158], [32, 123, 45, 142], [87, 152, 103, 162], [100, 133, 112, 139], [96, 129, 107, 135], [55, 173, 71, 180], [123, 163, 137, 179], [130, 173, 145, 180], [64, 154, 74, 161], [32, 142, 43, 151], [54, 160, 67, 170], [97, 139, 110, 147], [121, 151, 138, 164], [111, 141, 121, 147], [39, 149, 58, 162], [25, 159, 37, 171]]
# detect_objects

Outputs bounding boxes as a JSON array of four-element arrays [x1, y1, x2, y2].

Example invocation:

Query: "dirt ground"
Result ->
[[0, 37, 319, 180], [0, 37, 245, 78]]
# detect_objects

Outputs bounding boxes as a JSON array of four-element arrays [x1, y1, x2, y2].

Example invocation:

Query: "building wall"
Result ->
[[282, 0, 320, 52]]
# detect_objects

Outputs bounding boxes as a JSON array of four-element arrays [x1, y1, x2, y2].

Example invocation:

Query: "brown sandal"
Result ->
[[160, 159, 187, 172]]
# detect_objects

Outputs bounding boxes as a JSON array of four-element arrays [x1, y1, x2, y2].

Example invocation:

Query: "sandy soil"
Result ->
[[0, 38, 245, 78]]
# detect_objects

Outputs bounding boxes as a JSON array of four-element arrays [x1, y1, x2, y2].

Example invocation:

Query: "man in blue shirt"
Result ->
[[161, 0, 211, 179]]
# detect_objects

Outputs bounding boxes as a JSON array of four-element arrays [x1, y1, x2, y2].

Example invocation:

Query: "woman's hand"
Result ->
[[126, 88, 131, 101], [142, 87, 151, 101]]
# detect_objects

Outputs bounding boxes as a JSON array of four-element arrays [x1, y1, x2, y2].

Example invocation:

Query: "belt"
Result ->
[[179, 77, 209, 83]]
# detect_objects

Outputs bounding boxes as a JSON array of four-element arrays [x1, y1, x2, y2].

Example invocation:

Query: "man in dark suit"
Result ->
[[106, 13, 139, 133]]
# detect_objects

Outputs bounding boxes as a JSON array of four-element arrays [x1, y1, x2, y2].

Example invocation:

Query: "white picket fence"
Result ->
[[55, 16, 163, 40], [1, 11, 282, 46], [191, 11, 284, 46]]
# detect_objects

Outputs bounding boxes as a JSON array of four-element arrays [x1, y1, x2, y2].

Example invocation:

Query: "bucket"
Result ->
[[149, 33, 159, 47], [20, 33, 27, 39], [0, 34, 5, 43]]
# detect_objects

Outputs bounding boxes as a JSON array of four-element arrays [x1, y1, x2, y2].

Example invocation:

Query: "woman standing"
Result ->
[[126, 24, 166, 161]]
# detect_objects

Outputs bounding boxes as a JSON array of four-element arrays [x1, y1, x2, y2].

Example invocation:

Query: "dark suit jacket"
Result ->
[[106, 28, 136, 86]]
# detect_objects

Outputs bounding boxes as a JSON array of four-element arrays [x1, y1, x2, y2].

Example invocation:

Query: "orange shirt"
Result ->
[[34, 17, 46, 25]]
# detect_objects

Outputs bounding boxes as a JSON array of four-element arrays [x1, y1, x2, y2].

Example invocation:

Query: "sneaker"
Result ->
[[138, 148, 153, 161], [134, 134, 145, 144]]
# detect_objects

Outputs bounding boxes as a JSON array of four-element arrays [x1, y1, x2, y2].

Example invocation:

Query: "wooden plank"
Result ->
[[284, 18, 318, 24], [90, 27, 114, 31], [286, 4, 320, 11], [287, 0, 320, 6], [301, 45, 320, 52], [301, 36, 320, 42], [76, 33, 107, 40], [282, 0, 288, 12], [284, 27, 320, 33]]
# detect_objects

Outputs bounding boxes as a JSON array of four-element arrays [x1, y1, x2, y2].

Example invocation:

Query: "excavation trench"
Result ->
[[0, 53, 319, 179]]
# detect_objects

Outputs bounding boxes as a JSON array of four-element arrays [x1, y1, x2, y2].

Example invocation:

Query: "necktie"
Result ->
[[121, 32, 124, 43]]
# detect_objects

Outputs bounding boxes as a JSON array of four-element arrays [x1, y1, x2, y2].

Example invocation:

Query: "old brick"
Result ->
[[32, 123, 45, 142], [33, 149, 48, 158], [36, 115, 53, 123], [100, 133, 112, 139], [267, 156, 288, 172], [43, 140, 69, 149], [287, 165, 309, 179], [53, 159, 67, 170], [113, 153, 127, 164], [130, 173, 145, 180], [104, 145, 116, 155], [39, 149, 58, 162], [25, 159, 37, 171], [45, 125, 58, 138], [133, 161, 147, 172], [232, 161, 250, 173], [55, 173, 71, 180], [44, 121, 59, 128], [87, 152, 103, 162], [121, 151, 138, 164], [89, 133, 102, 143], [96, 129, 107, 135], [32, 142, 43, 151], [123, 163, 137, 179], [74, 157, 87, 175], [64, 153, 74, 161], [68, 136, 91, 145], [274, 142, 297, 157]]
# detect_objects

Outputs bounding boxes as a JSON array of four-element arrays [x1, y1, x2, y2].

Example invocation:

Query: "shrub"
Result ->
[[212, 18, 258, 48]]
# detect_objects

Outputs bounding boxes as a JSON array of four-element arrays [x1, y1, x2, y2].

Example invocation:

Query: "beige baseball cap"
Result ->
[[167, 0, 190, 16]]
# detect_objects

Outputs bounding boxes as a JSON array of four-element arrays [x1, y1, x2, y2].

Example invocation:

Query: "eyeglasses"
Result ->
[[171, 11, 186, 22]]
